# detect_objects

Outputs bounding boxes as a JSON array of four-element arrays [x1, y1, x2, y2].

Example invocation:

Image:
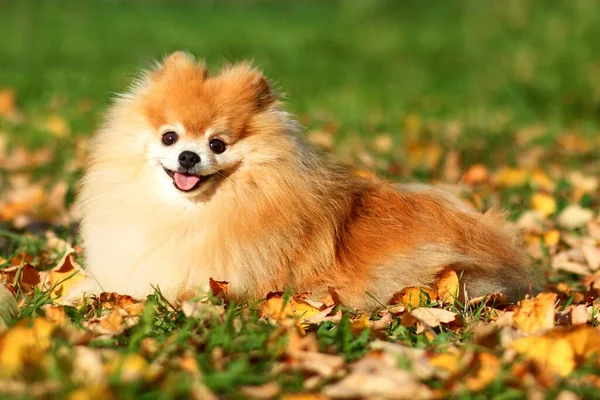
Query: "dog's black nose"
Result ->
[[178, 151, 200, 169]]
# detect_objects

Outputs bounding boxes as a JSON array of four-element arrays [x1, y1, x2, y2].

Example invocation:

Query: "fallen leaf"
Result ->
[[463, 164, 489, 185], [570, 305, 589, 325], [239, 382, 280, 399], [323, 352, 432, 399], [435, 268, 459, 303], [513, 292, 556, 333], [531, 193, 557, 217], [373, 134, 393, 153], [72, 346, 106, 384], [0, 285, 17, 331], [261, 292, 293, 320], [405, 307, 458, 333], [557, 205, 594, 230], [530, 170, 556, 192], [390, 286, 436, 308], [581, 243, 600, 270], [494, 168, 528, 187], [464, 352, 501, 392], [510, 326, 600, 377], [208, 278, 228, 299], [0, 318, 56, 378], [44, 114, 70, 137]]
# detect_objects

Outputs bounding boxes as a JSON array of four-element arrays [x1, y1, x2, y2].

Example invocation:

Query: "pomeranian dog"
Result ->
[[72, 51, 535, 310]]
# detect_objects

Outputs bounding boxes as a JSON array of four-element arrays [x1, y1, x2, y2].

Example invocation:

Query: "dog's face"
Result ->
[[120, 52, 288, 202]]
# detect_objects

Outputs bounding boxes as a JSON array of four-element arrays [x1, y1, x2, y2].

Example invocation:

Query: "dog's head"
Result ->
[[106, 51, 295, 203]]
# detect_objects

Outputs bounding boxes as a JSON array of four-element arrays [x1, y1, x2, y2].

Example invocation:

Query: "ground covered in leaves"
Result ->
[[2, 1, 600, 399]]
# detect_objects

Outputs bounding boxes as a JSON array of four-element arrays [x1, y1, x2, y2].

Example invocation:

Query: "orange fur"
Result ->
[[71, 51, 537, 310]]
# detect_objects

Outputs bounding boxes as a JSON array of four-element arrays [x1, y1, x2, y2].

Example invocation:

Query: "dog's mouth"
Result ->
[[163, 167, 214, 192]]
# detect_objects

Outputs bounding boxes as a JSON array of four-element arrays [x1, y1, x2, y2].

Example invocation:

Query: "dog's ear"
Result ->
[[219, 62, 277, 110], [248, 71, 276, 109], [154, 51, 208, 81]]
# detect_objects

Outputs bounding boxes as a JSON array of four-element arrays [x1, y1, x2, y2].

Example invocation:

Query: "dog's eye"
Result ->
[[209, 138, 226, 154], [162, 131, 178, 146]]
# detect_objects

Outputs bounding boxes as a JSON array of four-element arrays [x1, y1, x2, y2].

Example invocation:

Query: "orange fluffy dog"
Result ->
[[72, 52, 535, 310]]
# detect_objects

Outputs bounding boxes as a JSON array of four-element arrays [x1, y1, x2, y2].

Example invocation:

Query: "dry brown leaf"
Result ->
[[570, 305, 589, 325], [568, 171, 599, 193], [323, 352, 433, 399], [72, 346, 106, 384], [43, 305, 67, 325], [463, 164, 489, 185], [239, 382, 280, 399], [1, 263, 41, 294], [513, 292, 556, 333], [468, 292, 511, 308], [181, 301, 225, 321], [552, 251, 590, 275], [208, 278, 228, 299], [282, 394, 328, 400], [411, 307, 458, 327], [261, 292, 293, 320], [370, 340, 435, 380], [581, 243, 600, 271], [404, 307, 458, 333], [557, 205, 595, 230]]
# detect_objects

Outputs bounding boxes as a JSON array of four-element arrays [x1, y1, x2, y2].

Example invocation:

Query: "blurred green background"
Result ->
[[1, 0, 599, 169]]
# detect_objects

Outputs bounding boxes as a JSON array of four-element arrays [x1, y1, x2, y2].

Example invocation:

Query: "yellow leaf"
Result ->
[[530, 170, 555, 192], [351, 313, 371, 332], [428, 352, 461, 376], [69, 385, 114, 400], [510, 326, 600, 377], [510, 335, 574, 377], [543, 229, 560, 246], [260, 292, 293, 320], [406, 143, 443, 170], [107, 353, 148, 382], [435, 268, 459, 304], [465, 352, 501, 392], [43, 254, 88, 300], [390, 286, 437, 308], [494, 168, 528, 187], [0, 318, 56, 378], [291, 297, 322, 320], [513, 292, 556, 333], [44, 114, 70, 137], [531, 193, 557, 217], [373, 134, 393, 153]]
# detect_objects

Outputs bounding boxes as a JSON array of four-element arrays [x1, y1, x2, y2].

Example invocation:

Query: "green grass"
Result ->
[[1, 1, 600, 398]]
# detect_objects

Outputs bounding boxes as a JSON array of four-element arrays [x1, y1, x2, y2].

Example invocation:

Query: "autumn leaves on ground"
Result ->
[[2, 1, 600, 399]]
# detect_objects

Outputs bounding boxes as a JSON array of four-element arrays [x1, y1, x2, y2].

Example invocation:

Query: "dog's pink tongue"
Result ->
[[174, 172, 201, 191]]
